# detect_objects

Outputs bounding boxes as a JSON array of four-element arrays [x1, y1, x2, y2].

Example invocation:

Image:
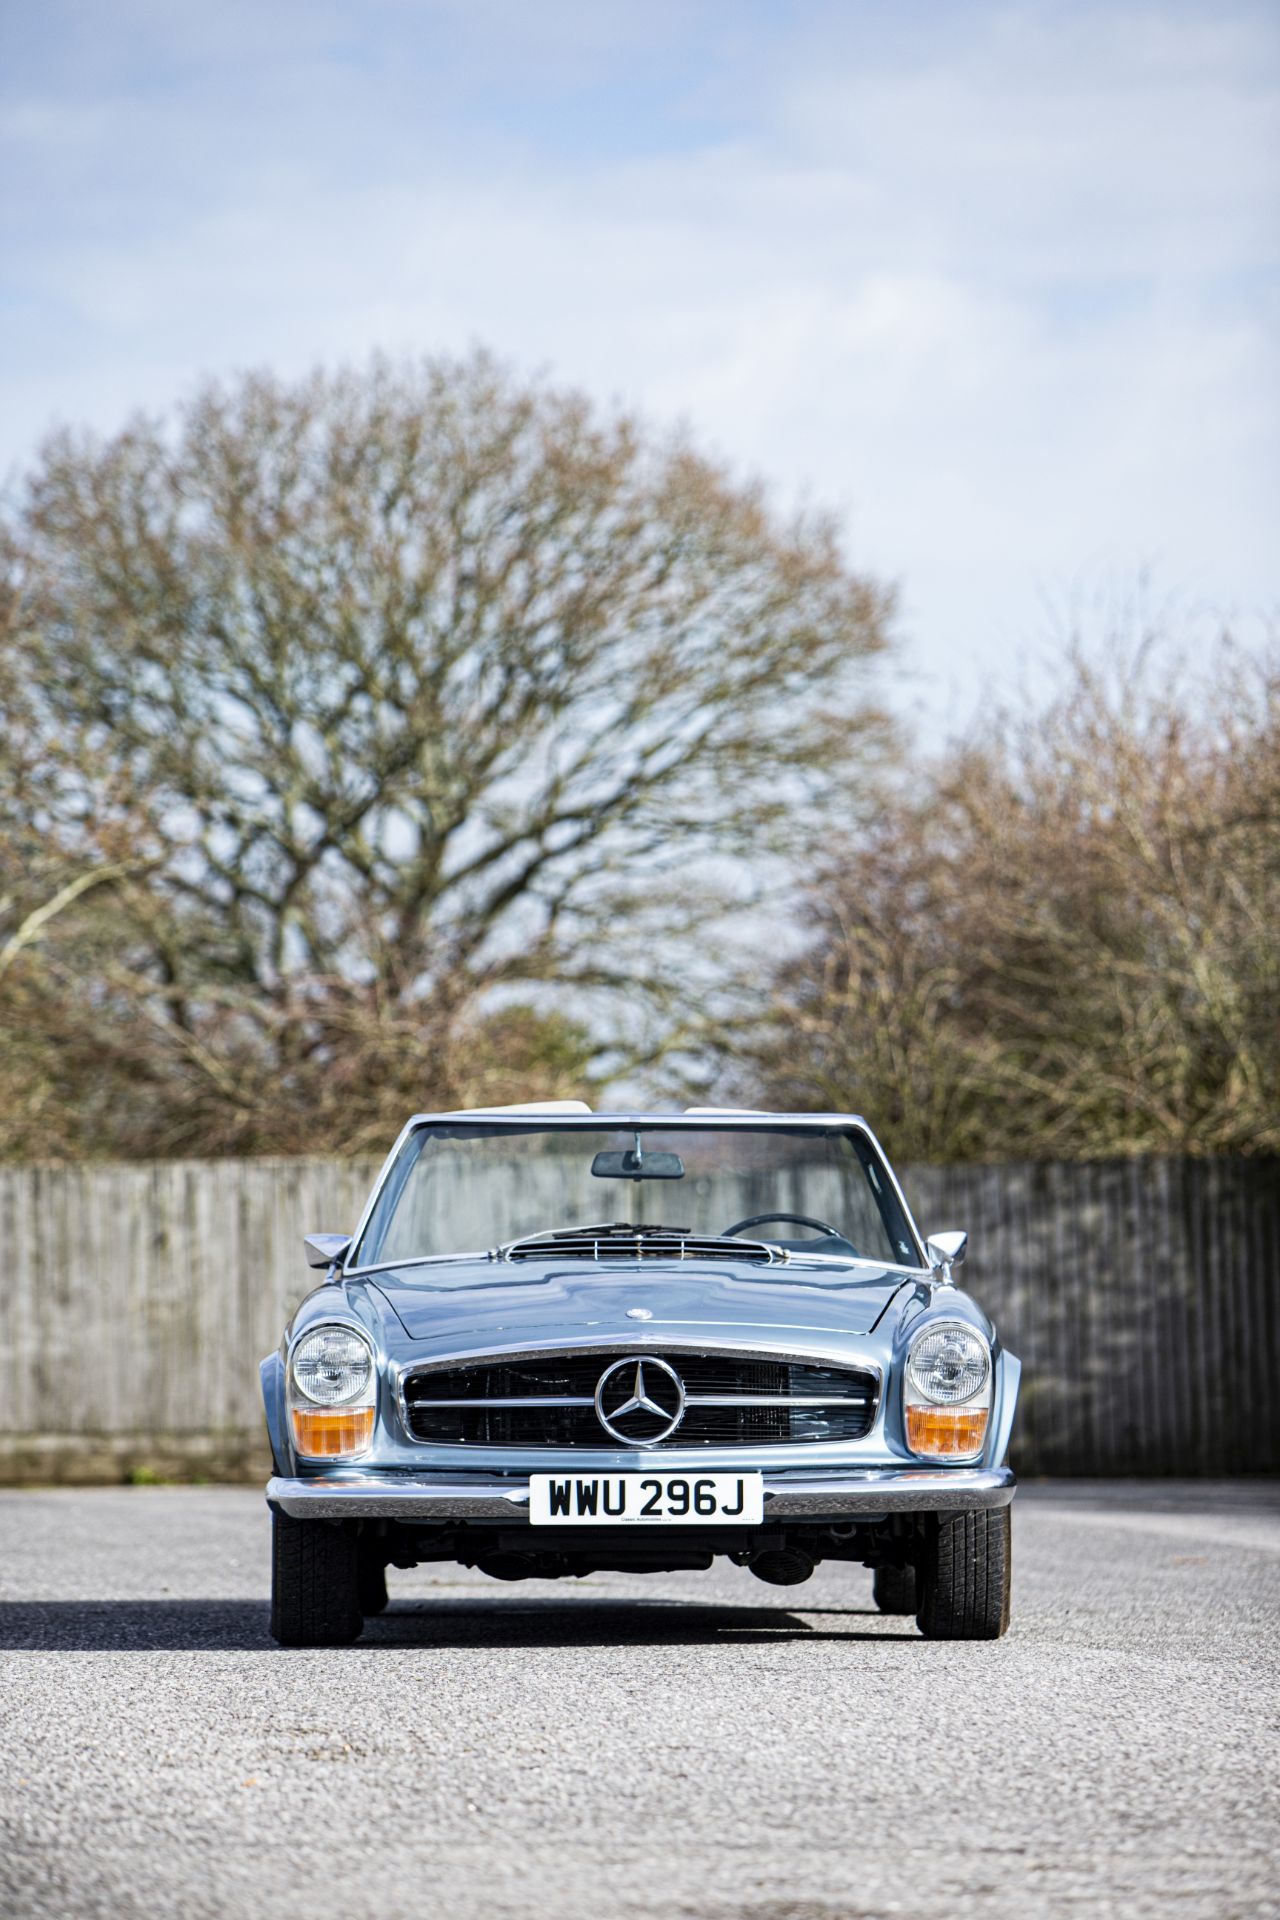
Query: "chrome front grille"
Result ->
[[401, 1350, 879, 1447]]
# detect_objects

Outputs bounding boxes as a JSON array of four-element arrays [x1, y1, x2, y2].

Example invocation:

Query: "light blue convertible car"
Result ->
[[262, 1106, 1019, 1644]]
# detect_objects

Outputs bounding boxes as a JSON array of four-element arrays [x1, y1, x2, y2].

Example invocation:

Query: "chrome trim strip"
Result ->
[[267, 1465, 1016, 1520], [402, 1393, 868, 1411], [686, 1393, 870, 1408], [399, 1338, 885, 1377], [406, 1396, 597, 1409], [350, 1249, 496, 1278]]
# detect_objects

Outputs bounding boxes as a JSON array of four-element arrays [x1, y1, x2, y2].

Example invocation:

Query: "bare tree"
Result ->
[[0, 353, 893, 1156], [742, 640, 1280, 1160]]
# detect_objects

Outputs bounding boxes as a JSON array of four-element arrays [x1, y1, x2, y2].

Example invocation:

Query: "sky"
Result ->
[[1, 0, 1277, 728]]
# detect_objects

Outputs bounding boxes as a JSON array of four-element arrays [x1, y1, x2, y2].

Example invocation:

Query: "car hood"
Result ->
[[363, 1258, 915, 1357]]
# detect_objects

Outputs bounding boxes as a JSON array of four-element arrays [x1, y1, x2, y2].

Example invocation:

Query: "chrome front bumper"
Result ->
[[267, 1465, 1016, 1521]]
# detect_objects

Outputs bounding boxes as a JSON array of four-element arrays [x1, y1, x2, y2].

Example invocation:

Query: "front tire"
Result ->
[[270, 1510, 363, 1647], [916, 1507, 1011, 1640]]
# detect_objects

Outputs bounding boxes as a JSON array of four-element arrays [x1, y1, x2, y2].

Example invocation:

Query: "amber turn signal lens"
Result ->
[[290, 1405, 375, 1457], [906, 1404, 989, 1458]]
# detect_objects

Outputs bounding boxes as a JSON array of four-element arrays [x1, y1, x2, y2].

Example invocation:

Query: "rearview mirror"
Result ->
[[926, 1229, 968, 1274], [590, 1149, 685, 1181]]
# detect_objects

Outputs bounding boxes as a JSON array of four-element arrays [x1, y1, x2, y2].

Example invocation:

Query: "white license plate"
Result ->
[[528, 1471, 763, 1526]]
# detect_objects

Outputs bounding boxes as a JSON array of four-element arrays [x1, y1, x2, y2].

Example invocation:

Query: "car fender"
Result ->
[[260, 1351, 290, 1474], [987, 1349, 1021, 1468]]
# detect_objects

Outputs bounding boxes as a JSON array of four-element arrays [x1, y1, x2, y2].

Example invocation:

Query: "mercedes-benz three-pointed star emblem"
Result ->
[[594, 1355, 686, 1446]]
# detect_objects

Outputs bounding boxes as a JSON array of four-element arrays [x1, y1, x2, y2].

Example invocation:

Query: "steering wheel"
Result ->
[[724, 1212, 846, 1240]]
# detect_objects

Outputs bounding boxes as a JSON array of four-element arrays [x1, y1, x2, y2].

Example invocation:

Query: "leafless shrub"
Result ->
[[744, 638, 1279, 1160]]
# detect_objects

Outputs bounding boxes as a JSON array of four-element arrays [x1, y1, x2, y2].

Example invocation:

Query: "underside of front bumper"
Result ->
[[266, 1464, 1016, 1521]]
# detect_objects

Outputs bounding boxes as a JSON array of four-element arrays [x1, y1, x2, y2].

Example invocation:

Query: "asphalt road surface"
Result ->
[[2, 1482, 1277, 1920]]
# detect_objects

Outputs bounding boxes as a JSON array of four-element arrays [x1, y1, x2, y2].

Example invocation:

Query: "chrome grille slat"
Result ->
[[412, 1392, 867, 1410], [684, 1393, 869, 1408], [411, 1395, 596, 1409]]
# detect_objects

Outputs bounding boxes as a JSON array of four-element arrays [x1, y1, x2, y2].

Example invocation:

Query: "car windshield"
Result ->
[[349, 1121, 922, 1272]]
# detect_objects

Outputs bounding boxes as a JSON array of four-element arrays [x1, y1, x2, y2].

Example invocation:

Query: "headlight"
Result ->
[[292, 1327, 372, 1405], [907, 1325, 990, 1405], [288, 1325, 376, 1458], [904, 1321, 991, 1460]]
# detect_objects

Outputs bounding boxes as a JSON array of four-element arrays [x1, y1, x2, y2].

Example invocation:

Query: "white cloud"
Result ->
[[1, 0, 1275, 727]]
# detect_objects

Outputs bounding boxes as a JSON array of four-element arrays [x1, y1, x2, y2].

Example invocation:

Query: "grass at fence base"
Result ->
[[0, 1433, 272, 1486]]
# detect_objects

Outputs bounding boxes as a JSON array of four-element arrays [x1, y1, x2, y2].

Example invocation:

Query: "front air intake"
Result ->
[[402, 1350, 879, 1447], [503, 1228, 782, 1265]]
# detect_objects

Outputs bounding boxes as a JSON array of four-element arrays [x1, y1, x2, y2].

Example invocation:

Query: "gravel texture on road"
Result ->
[[1, 1481, 1277, 1920]]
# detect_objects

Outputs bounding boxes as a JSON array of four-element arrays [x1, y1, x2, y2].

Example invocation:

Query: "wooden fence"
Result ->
[[907, 1157, 1279, 1476], [0, 1154, 1275, 1481]]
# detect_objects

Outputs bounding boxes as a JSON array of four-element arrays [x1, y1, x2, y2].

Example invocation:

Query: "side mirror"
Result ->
[[304, 1232, 352, 1271], [926, 1229, 968, 1276]]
